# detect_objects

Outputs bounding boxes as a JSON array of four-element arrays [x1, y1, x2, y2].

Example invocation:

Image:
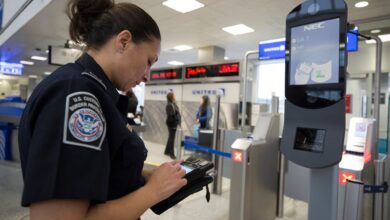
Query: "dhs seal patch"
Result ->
[[63, 92, 106, 150], [69, 108, 104, 142]]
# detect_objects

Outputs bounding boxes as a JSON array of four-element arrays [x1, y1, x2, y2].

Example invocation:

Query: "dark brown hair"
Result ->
[[201, 95, 210, 109], [67, 0, 161, 49], [167, 92, 175, 103]]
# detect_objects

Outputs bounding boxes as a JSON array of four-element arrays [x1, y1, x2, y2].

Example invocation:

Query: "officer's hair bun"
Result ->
[[66, 0, 160, 49], [67, 0, 114, 44]]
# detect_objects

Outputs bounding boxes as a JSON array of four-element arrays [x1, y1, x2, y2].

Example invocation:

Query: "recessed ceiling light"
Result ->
[[20, 60, 34, 65], [365, 34, 390, 44], [31, 56, 47, 61], [224, 56, 229, 60], [173, 45, 193, 51], [355, 1, 369, 8], [28, 75, 38, 78], [222, 24, 254, 36], [44, 71, 52, 75], [370, 29, 381, 34], [168, 61, 184, 66], [162, 0, 204, 13]]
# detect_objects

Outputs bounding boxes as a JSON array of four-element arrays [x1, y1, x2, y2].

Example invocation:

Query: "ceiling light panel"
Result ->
[[355, 1, 369, 8], [168, 61, 184, 66], [20, 60, 34, 65], [173, 45, 193, 51], [31, 56, 47, 61], [222, 24, 254, 36], [162, 0, 204, 13], [370, 29, 381, 34]]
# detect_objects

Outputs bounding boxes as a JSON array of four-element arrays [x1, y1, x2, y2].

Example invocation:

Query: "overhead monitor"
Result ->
[[49, 46, 83, 66]]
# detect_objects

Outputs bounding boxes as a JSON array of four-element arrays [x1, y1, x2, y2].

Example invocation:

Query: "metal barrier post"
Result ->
[[213, 128, 225, 195], [370, 34, 383, 220], [175, 128, 183, 160], [277, 152, 285, 218], [271, 95, 284, 218], [344, 179, 364, 220], [374, 155, 386, 220], [212, 94, 222, 194]]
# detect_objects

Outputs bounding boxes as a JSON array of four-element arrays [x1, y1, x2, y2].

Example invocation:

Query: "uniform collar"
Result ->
[[76, 53, 120, 103]]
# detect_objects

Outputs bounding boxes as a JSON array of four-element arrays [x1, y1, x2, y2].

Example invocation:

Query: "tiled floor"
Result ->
[[0, 140, 308, 220]]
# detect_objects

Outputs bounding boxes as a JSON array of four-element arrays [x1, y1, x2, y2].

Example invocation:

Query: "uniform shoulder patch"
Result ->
[[63, 92, 106, 150]]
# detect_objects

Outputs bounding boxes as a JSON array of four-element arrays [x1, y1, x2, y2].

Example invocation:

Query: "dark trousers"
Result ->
[[165, 127, 176, 156]]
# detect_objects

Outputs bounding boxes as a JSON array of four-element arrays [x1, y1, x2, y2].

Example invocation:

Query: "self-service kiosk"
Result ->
[[280, 1, 348, 220]]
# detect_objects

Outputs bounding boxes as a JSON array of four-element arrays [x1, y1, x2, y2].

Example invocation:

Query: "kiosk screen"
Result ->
[[290, 18, 340, 85], [354, 122, 368, 138], [294, 127, 326, 153]]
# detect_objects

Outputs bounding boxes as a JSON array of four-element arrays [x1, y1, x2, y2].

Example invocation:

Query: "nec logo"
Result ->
[[304, 22, 325, 31]]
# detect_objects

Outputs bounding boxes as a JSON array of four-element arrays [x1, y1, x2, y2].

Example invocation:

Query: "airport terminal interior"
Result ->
[[0, 0, 390, 220]]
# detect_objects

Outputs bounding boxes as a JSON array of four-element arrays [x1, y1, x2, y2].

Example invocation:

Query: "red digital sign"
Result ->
[[150, 68, 182, 81], [186, 67, 207, 77], [219, 63, 239, 74], [185, 62, 239, 79]]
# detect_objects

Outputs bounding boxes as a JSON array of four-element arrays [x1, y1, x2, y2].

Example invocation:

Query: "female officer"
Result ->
[[18, 0, 187, 219]]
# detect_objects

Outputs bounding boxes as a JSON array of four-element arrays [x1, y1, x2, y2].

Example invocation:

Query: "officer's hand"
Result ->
[[145, 160, 187, 203]]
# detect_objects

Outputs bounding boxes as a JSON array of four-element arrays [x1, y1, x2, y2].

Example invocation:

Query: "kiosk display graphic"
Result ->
[[290, 18, 340, 85]]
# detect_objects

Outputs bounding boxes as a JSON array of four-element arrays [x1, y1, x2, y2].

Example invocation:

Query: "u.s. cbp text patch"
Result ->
[[63, 92, 106, 150]]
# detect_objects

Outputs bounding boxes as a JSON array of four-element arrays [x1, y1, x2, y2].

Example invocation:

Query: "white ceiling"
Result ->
[[1, 0, 390, 76]]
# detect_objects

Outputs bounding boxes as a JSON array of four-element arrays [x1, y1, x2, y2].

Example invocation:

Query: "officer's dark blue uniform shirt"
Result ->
[[18, 53, 148, 206]]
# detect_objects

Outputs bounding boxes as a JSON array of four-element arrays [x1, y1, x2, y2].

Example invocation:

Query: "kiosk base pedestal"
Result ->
[[308, 165, 339, 220]]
